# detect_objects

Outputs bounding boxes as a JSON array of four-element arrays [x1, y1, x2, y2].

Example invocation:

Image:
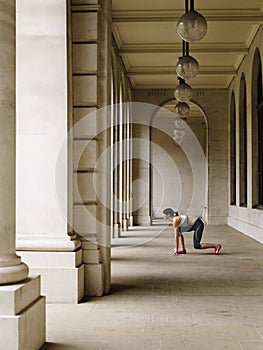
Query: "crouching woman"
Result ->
[[162, 208, 221, 256]]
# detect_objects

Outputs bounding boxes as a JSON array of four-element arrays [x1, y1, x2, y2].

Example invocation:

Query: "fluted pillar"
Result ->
[[0, 0, 28, 285]]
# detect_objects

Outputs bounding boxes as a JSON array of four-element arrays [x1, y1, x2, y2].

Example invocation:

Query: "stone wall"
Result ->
[[228, 25, 263, 244]]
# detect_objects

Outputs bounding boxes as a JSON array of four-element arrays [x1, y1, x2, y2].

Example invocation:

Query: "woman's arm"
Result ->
[[173, 217, 181, 255]]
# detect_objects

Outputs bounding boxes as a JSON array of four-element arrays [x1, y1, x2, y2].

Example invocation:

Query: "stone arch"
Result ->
[[252, 48, 263, 207]]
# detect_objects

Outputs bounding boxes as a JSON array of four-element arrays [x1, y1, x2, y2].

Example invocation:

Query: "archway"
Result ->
[[150, 99, 208, 223], [252, 48, 263, 208], [230, 91, 236, 205]]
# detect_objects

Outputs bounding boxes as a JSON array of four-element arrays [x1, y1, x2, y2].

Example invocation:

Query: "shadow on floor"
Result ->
[[40, 343, 73, 350], [108, 283, 138, 295]]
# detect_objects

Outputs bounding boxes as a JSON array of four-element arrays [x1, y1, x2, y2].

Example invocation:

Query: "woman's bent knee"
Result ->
[[194, 242, 202, 249]]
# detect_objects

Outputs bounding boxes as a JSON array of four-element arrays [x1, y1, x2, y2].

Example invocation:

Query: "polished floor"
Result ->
[[42, 225, 263, 350]]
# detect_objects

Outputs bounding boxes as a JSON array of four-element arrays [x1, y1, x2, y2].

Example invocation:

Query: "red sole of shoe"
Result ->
[[213, 244, 221, 255]]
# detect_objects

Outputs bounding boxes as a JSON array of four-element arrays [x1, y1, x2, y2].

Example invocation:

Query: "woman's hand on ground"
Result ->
[[171, 249, 178, 256]]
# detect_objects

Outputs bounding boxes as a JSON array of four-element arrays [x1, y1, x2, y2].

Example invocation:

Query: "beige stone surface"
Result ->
[[18, 250, 82, 268], [0, 276, 40, 315], [81, 237, 99, 250], [82, 249, 101, 264], [31, 265, 84, 304], [74, 172, 96, 203], [0, 0, 16, 251], [73, 76, 97, 105], [43, 225, 263, 349], [72, 12, 98, 42], [74, 204, 97, 234], [0, 276, 45, 350], [73, 140, 97, 170], [0, 0, 29, 285], [73, 44, 97, 73], [16, 0, 76, 244], [73, 107, 97, 138], [84, 263, 104, 297], [0, 296, 45, 350]]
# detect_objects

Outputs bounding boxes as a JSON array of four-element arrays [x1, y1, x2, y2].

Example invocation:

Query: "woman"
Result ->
[[163, 208, 221, 255]]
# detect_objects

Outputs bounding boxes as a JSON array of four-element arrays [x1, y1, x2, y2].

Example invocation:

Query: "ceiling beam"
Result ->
[[126, 67, 237, 76], [118, 43, 248, 55], [130, 83, 231, 89], [112, 9, 263, 23]]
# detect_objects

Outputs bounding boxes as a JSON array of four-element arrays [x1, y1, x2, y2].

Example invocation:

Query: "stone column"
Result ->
[[95, 0, 112, 294], [128, 102, 134, 227], [0, 0, 28, 287], [118, 102, 124, 229], [113, 103, 121, 238], [132, 124, 151, 225], [122, 99, 129, 231], [70, 0, 112, 296], [16, 0, 84, 303], [0, 1, 45, 348]]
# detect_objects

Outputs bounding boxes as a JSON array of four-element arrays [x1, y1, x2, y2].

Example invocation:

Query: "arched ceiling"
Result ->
[[112, 0, 263, 89]]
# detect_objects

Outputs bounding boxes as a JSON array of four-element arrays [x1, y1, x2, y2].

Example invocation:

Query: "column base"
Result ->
[[84, 263, 105, 297], [113, 223, 121, 238], [129, 215, 133, 227], [0, 261, 29, 285], [81, 236, 105, 297], [17, 250, 84, 303], [122, 218, 128, 231], [16, 236, 81, 251], [133, 215, 151, 226], [0, 275, 45, 350]]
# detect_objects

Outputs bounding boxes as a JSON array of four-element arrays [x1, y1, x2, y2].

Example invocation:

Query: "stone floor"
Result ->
[[42, 225, 263, 350]]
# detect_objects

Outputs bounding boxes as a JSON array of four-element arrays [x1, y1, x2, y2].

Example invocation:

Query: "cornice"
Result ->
[[112, 9, 263, 23]]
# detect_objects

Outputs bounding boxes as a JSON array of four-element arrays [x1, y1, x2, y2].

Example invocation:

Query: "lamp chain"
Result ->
[[185, 0, 189, 12]]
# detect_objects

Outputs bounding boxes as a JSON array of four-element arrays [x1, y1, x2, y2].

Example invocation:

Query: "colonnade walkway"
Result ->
[[43, 225, 263, 350]]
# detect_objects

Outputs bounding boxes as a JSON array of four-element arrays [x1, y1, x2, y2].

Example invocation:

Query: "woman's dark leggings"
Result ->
[[187, 218, 204, 249]]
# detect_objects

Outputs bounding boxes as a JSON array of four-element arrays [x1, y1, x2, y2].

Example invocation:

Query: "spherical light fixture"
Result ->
[[174, 81, 193, 102], [176, 54, 199, 80], [177, 10, 207, 43], [175, 102, 190, 116], [173, 128, 185, 144], [174, 129, 185, 138], [174, 116, 185, 129]]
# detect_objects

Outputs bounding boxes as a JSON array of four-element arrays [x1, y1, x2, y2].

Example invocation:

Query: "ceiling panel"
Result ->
[[113, 22, 257, 46], [112, 0, 185, 11], [112, 0, 262, 11], [124, 53, 238, 68], [113, 23, 180, 45]]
